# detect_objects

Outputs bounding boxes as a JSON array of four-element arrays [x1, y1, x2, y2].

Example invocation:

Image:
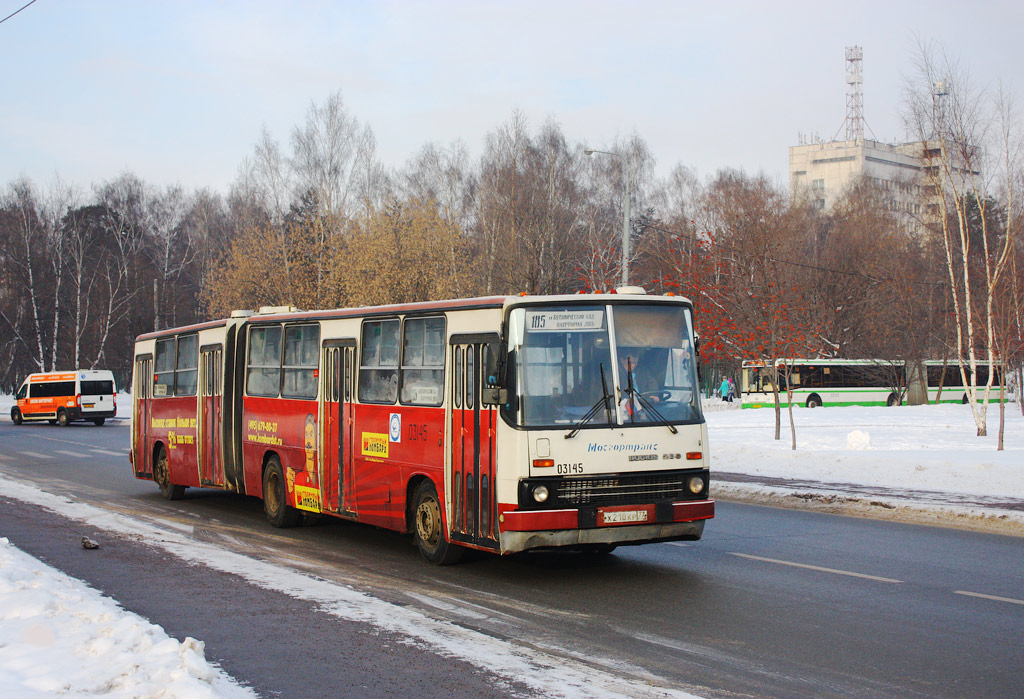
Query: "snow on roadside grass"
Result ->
[[0, 536, 254, 699], [707, 403, 1023, 497], [706, 402, 1024, 529]]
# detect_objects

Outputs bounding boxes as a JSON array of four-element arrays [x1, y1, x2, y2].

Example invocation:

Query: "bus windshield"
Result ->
[[504, 304, 701, 428]]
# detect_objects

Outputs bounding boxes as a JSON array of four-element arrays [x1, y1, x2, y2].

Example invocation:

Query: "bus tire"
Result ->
[[263, 457, 301, 528], [412, 481, 463, 565], [887, 393, 900, 407], [962, 394, 969, 404], [11, 408, 23, 425], [806, 394, 822, 409], [154, 446, 186, 500], [56, 409, 70, 427], [92, 418, 106, 426]]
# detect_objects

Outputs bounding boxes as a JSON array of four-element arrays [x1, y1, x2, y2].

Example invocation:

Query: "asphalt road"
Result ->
[[1, 419, 1022, 698]]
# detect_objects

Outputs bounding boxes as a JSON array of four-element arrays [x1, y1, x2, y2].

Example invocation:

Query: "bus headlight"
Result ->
[[687, 476, 705, 495], [532, 485, 550, 503]]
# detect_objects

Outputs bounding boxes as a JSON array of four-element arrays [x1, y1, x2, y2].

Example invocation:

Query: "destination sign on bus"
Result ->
[[525, 310, 604, 332]]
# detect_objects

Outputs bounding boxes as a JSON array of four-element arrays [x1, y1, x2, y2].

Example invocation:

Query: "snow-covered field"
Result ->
[[0, 392, 1021, 696]]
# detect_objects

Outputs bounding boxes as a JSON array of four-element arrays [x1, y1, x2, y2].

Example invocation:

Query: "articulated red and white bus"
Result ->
[[130, 289, 714, 563]]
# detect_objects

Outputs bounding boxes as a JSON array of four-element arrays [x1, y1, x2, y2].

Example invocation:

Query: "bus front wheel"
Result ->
[[56, 409, 70, 427], [154, 447, 185, 500], [11, 408, 22, 425], [806, 395, 822, 409], [263, 457, 301, 528], [412, 481, 463, 565]]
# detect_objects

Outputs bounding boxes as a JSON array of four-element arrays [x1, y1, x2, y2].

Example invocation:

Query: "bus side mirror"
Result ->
[[484, 341, 506, 386], [481, 387, 508, 406]]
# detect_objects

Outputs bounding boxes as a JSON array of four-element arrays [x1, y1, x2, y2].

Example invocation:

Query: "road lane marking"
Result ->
[[954, 590, 1024, 606], [730, 552, 903, 584], [89, 448, 124, 456], [55, 450, 89, 458], [665, 542, 692, 547], [19, 451, 54, 460]]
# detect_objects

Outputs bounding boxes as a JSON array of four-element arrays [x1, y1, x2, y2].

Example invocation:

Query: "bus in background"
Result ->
[[11, 370, 117, 426], [922, 360, 1003, 404], [130, 289, 713, 564], [740, 358, 1003, 409]]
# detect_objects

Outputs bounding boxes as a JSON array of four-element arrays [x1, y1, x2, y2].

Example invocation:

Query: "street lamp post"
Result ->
[[584, 148, 631, 287]]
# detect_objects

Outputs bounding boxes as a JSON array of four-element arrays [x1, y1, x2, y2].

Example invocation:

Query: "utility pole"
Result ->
[[584, 148, 632, 286]]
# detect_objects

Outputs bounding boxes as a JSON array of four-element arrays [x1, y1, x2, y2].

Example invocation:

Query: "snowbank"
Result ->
[[0, 537, 254, 698]]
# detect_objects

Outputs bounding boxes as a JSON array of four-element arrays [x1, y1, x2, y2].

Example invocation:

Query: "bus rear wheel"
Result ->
[[154, 446, 186, 500], [11, 408, 22, 425], [263, 457, 301, 528], [56, 409, 70, 427], [412, 481, 463, 565], [92, 418, 106, 426], [806, 395, 822, 409]]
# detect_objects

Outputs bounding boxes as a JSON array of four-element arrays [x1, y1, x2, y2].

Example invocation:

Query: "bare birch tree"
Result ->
[[904, 41, 1021, 436]]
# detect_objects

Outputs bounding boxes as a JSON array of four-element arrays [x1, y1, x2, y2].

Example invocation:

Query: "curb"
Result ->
[[713, 480, 1024, 538]]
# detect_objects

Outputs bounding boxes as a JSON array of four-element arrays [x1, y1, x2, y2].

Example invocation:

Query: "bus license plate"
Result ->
[[84, 403, 95, 408], [602, 509, 648, 524]]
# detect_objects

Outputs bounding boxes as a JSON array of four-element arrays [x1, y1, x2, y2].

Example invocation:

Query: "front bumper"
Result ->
[[498, 499, 714, 553]]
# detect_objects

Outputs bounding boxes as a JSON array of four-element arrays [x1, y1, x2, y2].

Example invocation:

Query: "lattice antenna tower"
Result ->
[[932, 79, 949, 139], [845, 46, 864, 141]]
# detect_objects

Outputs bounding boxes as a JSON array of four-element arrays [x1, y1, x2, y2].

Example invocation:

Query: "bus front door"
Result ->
[[199, 347, 225, 487], [323, 341, 356, 514], [449, 340, 499, 550], [133, 356, 152, 477]]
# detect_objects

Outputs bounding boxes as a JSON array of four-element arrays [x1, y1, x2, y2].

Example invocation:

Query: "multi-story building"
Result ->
[[790, 135, 981, 237], [789, 136, 927, 231]]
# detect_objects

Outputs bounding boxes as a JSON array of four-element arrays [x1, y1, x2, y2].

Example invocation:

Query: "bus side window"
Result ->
[[359, 319, 399, 403], [282, 325, 319, 399], [454, 346, 462, 409], [154, 338, 176, 397], [466, 348, 475, 409], [176, 334, 198, 396], [400, 317, 445, 406], [247, 326, 283, 397]]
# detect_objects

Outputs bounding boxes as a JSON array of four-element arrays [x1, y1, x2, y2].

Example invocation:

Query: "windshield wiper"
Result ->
[[628, 389, 679, 434], [622, 358, 678, 434], [565, 364, 614, 439]]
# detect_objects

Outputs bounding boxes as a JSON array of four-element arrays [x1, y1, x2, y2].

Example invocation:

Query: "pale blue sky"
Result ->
[[3, 0, 1022, 193]]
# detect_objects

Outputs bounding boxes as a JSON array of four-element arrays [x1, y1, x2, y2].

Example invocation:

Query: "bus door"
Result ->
[[199, 346, 225, 487], [322, 340, 356, 514], [133, 356, 152, 477], [449, 336, 499, 549]]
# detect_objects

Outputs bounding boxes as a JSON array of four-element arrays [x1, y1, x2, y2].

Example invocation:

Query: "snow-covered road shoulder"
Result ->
[[0, 536, 254, 698]]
